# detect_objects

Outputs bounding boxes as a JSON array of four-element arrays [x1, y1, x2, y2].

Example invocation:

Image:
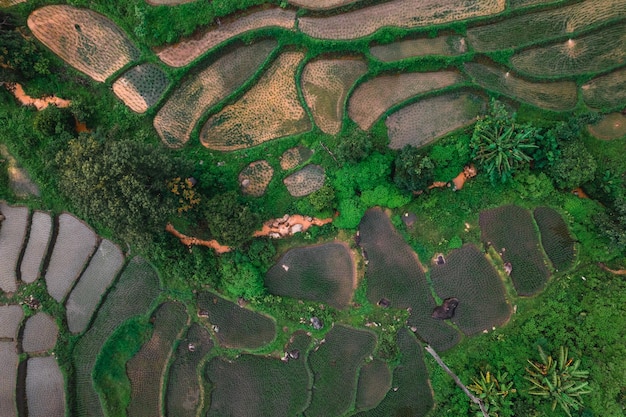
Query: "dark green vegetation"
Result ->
[[265, 242, 355, 309], [1, 0, 625, 416], [355, 359, 392, 412]]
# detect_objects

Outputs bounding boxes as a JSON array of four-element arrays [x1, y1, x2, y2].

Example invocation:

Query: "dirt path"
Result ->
[[598, 262, 626, 275], [165, 223, 232, 254], [0, 144, 40, 198], [3, 82, 71, 110]]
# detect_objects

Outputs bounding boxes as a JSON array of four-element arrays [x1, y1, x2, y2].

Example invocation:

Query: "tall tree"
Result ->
[[393, 145, 435, 193]]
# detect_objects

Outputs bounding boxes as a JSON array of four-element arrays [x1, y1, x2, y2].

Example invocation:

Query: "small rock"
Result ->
[[310, 317, 323, 330]]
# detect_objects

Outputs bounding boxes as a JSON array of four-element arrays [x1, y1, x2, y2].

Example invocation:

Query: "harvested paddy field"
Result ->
[[44, 213, 97, 302], [283, 164, 326, 197], [280, 146, 313, 170], [306, 325, 376, 417], [357, 208, 460, 351], [73, 257, 160, 417], [467, 0, 626, 52], [287, 0, 359, 9], [298, 0, 505, 40], [154, 39, 277, 148], [533, 207, 576, 272], [480, 205, 550, 296], [65, 239, 124, 334], [197, 292, 276, 349], [0, 202, 28, 293], [206, 332, 311, 417], [587, 113, 626, 140], [19, 211, 52, 284], [0, 342, 18, 417], [355, 328, 433, 417], [355, 359, 392, 411], [27, 5, 140, 82], [25, 356, 65, 417], [127, 302, 188, 417], [347, 71, 465, 131], [0, 0, 26, 7], [301, 58, 367, 134], [386, 91, 485, 150], [265, 242, 356, 309], [200, 51, 310, 151], [157, 8, 296, 68], [0, 305, 23, 340], [22, 312, 58, 353], [582, 67, 626, 109], [463, 62, 577, 110], [371, 36, 467, 61], [510, 23, 626, 77], [430, 244, 511, 335], [239, 160, 274, 197], [112, 63, 169, 113], [165, 323, 213, 417]]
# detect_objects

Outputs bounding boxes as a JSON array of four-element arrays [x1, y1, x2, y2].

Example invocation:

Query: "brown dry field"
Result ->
[[157, 8, 296, 68], [587, 113, 626, 140], [154, 40, 277, 148], [464, 62, 577, 110], [348, 71, 465, 130], [200, 51, 311, 151], [3, 82, 71, 111], [287, 0, 360, 9], [112, 64, 169, 113], [298, 0, 505, 40], [0, 0, 26, 7], [283, 164, 325, 197], [239, 160, 274, 197], [582, 66, 626, 109], [280, 146, 313, 170], [28, 5, 140, 82], [386, 92, 486, 149], [301, 58, 367, 134], [370, 36, 467, 61]]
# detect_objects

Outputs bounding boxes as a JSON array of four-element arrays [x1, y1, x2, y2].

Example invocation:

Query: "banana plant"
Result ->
[[468, 370, 516, 417], [525, 346, 592, 416]]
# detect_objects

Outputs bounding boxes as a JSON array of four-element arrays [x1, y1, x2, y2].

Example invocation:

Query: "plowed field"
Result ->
[[582, 67, 626, 109], [370, 36, 467, 61], [112, 63, 169, 113]]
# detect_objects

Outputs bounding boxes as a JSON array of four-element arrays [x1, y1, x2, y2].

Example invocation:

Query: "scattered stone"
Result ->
[[198, 309, 209, 318], [288, 349, 300, 360], [436, 254, 445, 265], [431, 297, 459, 320], [188, 343, 196, 352], [310, 317, 323, 330], [402, 212, 417, 228], [504, 262, 513, 275]]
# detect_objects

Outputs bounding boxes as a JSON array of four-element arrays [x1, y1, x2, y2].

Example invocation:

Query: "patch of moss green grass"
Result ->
[[93, 316, 152, 417]]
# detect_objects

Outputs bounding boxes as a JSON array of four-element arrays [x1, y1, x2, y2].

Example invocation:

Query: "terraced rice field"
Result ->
[[511, 23, 626, 77], [239, 160, 274, 197], [357, 208, 460, 351], [386, 91, 485, 149], [165, 323, 213, 417], [467, 0, 626, 52], [0, 0, 27, 7], [265, 242, 356, 309], [355, 328, 433, 417], [480, 205, 550, 296], [348, 71, 465, 130], [19, 211, 52, 284], [200, 51, 310, 151], [0, 305, 23, 340], [206, 332, 311, 417], [301, 58, 368, 134], [306, 325, 376, 417], [283, 164, 326, 197], [157, 7, 296, 68], [0, 202, 28, 293], [65, 239, 125, 334], [0, 342, 18, 417], [587, 113, 626, 140], [355, 359, 392, 411], [533, 207, 576, 272], [197, 292, 276, 349], [430, 244, 511, 335], [463, 62, 577, 110], [26, 357, 65, 417], [27, 5, 140, 82], [582, 67, 626, 109], [22, 312, 58, 353], [112, 63, 169, 113], [287, 0, 359, 9], [154, 40, 277, 148], [127, 302, 188, 417], [298, 0, 505, 40], [370, 36, 467, 61], [280, 146, 313, 170], [45, 213, 97, 302], [73, 257, 160, 417]]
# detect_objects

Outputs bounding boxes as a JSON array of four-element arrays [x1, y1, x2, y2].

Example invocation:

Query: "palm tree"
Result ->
[[525, 346, 592, 416]]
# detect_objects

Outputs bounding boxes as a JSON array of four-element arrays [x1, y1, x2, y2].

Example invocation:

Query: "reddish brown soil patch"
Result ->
[[165, 223, 232, 254], [253, 214, 333, 238], [598, 262, 626, 275], [3, 82, 71, 110]]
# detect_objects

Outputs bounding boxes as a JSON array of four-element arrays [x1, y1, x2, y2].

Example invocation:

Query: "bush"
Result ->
[[393, 145, 435, 192], [548, 142, 597, 191]]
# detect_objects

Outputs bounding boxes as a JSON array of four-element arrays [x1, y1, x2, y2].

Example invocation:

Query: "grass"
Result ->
[[19, 211, 52, 284], [21, 312, 58, 353], [430, 244, 511, 335], [306, 324, 377, 417], [355, 358, 392, 411], [25, 357, 66, 417], [533, 207, 576, 272]]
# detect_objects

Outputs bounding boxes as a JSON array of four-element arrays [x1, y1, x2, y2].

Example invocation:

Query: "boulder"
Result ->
[[431, 297, 459, 320]]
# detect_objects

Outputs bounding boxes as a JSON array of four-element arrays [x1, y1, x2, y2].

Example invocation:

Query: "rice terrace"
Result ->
[[0, 0, 625, 416]]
